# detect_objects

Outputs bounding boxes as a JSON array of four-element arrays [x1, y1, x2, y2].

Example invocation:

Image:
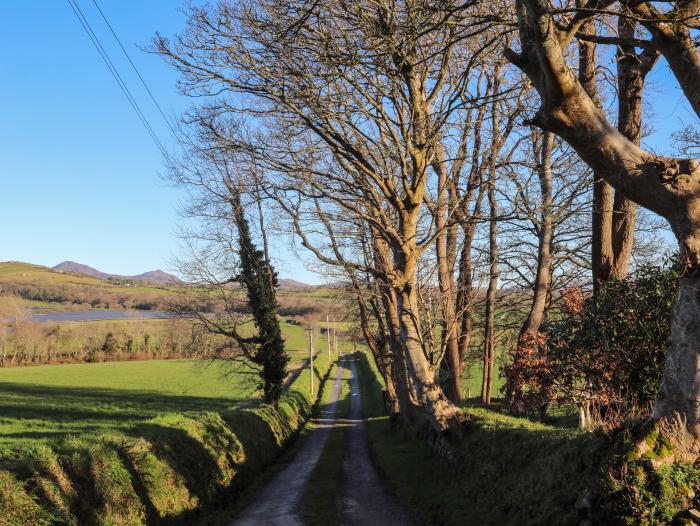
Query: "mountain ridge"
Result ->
[[52, 261, 182, 285], [51, 261, 317, 289]]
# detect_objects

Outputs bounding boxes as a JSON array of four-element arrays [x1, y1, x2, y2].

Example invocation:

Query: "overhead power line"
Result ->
[[90, 0, 178, 138], [66, 0, 167, 156]]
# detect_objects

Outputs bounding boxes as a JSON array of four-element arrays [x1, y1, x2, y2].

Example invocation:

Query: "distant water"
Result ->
[[31, 310, 173, 323]]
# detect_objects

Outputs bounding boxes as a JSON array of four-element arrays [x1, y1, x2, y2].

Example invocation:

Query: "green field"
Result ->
[[0, 360, 260, 449], [0, 316, 332, 450], [0, 341, 336, 524]]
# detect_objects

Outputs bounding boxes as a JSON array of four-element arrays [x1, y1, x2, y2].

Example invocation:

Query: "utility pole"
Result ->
[[327, 314, 331, 361], [306, 326, 314, 395], [333, 321, 338, 356]]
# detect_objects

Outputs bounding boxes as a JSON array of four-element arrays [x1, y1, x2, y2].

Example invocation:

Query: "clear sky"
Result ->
[[0, 1, 323, 283], [0, 2, 691, 282]]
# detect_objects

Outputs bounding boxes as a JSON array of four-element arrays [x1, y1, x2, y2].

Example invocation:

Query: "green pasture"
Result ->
[[0, 317, 332, 450]]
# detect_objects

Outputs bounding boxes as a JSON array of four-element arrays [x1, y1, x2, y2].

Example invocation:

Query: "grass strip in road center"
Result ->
[[299, 359, 352, 526]]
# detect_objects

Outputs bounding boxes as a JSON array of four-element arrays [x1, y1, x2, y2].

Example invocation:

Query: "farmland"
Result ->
[[0, 340, 335, 525], [0, 359, 259, 449], [0, 261, 348, 367]]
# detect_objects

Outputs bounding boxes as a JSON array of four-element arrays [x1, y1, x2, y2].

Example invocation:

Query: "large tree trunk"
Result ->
[[433, 149, 462, 404], [653, 274, 700, 437], [384, 291, 416, 419], [397, 284, 463, 434], [507, 0, 700, 445], [372, 234, 417, 420], [506, 131, 554, 408]]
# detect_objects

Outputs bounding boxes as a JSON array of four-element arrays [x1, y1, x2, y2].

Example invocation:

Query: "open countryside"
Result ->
[[3, 0, 700, 524]]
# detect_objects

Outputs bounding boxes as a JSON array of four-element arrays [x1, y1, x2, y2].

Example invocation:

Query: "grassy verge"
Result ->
[[299, 359, 351, 526], [0, 351, 334, 525], [355, 351, 611, 526]]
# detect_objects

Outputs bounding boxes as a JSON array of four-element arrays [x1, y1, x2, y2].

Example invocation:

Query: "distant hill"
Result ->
[[52, 261, 109, 280], [278, 278, 314, 290], [53, 261, 181, 285]]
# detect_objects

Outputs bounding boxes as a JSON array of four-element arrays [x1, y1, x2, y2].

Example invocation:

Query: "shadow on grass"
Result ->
[[116, 446, 162, 525], [355, 351, 609, 526], [0, 361, 334, 525], [0, 381, 245, 444], [136, 422, 225, 510]]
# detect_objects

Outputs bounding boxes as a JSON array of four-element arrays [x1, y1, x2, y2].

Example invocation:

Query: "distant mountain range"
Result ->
[[53, 261, 182, 285], [52, 261, 318, 289]]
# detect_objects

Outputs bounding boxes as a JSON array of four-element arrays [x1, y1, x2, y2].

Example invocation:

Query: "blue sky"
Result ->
[[0, 1, 322, 283], [0, 2, 692, 282]]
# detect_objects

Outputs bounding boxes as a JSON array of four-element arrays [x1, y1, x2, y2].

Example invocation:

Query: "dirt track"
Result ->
[[230, 356, 415, 526], [231, 361, 345, 526]]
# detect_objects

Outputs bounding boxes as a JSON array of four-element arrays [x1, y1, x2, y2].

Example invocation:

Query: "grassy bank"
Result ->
[[0, 351, 334, 525], [356, 352, 700, 524], [355, 351, 610, 526]]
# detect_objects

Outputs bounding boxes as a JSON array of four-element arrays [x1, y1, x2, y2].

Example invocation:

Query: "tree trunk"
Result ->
[[455, 221, 477, 366], [609, 16, 657, 279], [397, 286, 463, 433], [577, 16, 615, 289], [579, 14, 644, 288], [372, 231, 419, 421], [481, 167, 498, 406], [506, 131, 554, 408], [653, 274, 700, 438], [382, 287, 416, 419], [433, 149, 462, 404], [524, 131, 554, 335]]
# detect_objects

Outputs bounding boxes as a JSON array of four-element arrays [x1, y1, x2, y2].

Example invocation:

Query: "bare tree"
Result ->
[[157, 0, 517, 436]]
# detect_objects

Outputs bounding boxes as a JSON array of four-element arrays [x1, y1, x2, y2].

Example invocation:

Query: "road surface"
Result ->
[[230, 356, 415, 526]]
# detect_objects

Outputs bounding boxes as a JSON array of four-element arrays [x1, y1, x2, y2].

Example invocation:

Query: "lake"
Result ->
[[31, 309, 173, 323]]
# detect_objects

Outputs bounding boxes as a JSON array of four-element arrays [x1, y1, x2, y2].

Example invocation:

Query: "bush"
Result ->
[[513, 260, 679, 428]]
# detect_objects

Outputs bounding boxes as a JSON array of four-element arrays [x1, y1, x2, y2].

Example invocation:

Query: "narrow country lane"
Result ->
[[230, 359, 347, 526], [339, 356, 415, 526], [230, 355, 416, 525]]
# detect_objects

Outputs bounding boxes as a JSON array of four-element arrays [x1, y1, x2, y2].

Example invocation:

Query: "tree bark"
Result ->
[[579, 13, 648, 287], [609, 16, 658, 278], [577, 15, 615, 289], [397, 285, 463, 433], [653, 274, 700, 435], [372, 233, 417, 419], [433, 148, 462, 404], [455, 219, 479, 366]]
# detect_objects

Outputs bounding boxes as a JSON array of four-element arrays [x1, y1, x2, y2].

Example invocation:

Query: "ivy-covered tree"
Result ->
[[229, 190, 288, 405]]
